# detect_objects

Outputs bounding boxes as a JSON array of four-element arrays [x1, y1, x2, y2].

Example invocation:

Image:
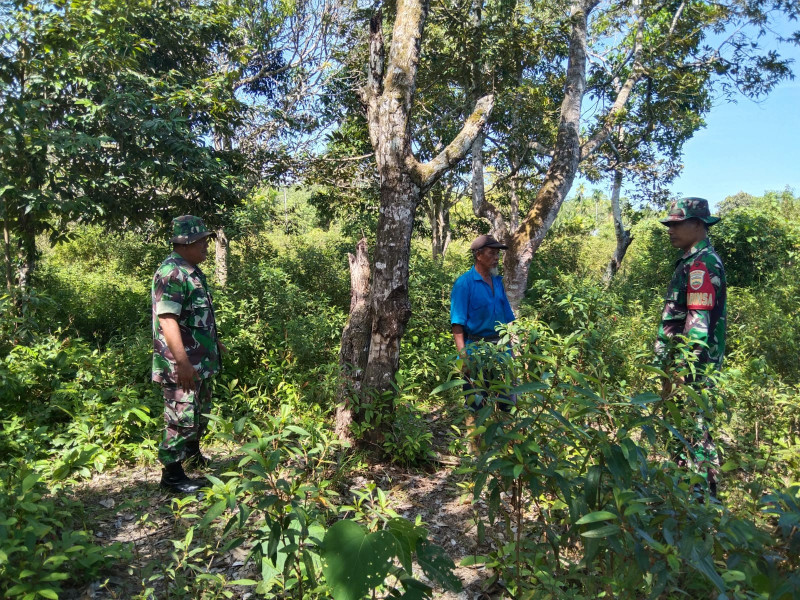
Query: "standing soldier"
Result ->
[[152, 215, 223, 493], [655, 197, 726, 497]]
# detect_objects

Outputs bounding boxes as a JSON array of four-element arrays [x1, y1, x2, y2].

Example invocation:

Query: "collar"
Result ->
[[679, 237, 710, 261], [470, 265, 497, 283], [168, 251, 199, 275]]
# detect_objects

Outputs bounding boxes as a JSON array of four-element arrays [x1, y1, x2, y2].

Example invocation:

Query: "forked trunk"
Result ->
[[603, 169, 633, 285]]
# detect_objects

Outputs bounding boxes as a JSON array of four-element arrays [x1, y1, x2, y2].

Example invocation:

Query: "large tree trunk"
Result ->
[[503, 0, 592, 311], [603, 169, 633, 285], [339, 2, 493, 440], [336, 238, 371, 444], [214, 227, 229, 287], [362, 174, 419, 391]]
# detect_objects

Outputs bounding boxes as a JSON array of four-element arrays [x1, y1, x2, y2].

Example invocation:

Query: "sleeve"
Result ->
[[450, 277, 468, 327], [683, 259, 717, 359], [500, 280, 515, 324], [154, 267, 188, 317]]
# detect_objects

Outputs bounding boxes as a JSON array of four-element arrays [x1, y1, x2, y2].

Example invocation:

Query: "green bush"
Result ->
[[0, 463, 130, 600]]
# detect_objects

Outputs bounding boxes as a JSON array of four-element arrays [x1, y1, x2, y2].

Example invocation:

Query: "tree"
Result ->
[[464, 0, 798, 310], [338, 0, 494, 423], [0, 0, 248, 289], [207, 0, 347, 284]]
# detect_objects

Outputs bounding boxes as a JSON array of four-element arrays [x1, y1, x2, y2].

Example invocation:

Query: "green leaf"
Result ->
[[286, 425, 310, 437], [321, 520, 399, 600], [459, 555, 488, 566], [629, 392, 661, 405], [417, 540, 461, 592], [580, 524, 620, 538], [386, 518, 424, 574], [37, 590, 59, 600], [21, 473, 39, 494], [509, 381, 548, 395], [575, 511, 618, 525], [430, 379, 467, 395], [688, 547, 726, 592], [198, 500, 227, 529], [638, 364, 668, 378]]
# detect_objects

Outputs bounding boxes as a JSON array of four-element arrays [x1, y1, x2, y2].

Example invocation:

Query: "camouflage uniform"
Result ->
[[655, 198, 726, 496], [153, 216, 220, 466]]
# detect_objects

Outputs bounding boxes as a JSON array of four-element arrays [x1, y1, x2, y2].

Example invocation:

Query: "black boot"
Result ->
[[160, 462, 206, 494], [184, 440, 210, 469]]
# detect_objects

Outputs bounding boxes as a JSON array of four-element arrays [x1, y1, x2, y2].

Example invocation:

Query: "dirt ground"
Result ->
[[61, 415, 513, 600]]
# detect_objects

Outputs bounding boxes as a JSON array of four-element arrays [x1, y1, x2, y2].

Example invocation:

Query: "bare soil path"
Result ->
[[61, 413, 510, 599]]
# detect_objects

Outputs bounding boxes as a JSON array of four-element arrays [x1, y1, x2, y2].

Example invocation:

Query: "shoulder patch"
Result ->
[[687, 260, 715, 310]]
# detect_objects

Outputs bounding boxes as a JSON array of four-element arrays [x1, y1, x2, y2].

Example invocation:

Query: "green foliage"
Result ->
[[713, 205, 800, 287], [159, 405, 458, 599], [3, 188, 800, 599], [437, 316, 799, 598], [0, 463, 130, 599], [380, 398, 435, 466], [0, 0, 247, 285]]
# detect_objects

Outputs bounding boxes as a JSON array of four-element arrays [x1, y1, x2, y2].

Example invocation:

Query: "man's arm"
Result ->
[[160, 315, 198, 392], [452, 324, 467, 355]]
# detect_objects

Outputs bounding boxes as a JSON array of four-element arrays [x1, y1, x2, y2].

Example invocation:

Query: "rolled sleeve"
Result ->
[[156, 299, 182, 316], [450, 277, 468, 326]]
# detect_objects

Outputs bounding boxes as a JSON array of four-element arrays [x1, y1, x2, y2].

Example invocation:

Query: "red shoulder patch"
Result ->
[[686, 260, 715, 310]]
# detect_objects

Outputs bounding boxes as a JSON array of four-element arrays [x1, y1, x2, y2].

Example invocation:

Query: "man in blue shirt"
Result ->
[[450, 234, 516, 412]]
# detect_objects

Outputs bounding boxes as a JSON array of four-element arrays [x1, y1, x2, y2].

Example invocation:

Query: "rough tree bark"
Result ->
[[603, 169, 633, 285], [338, 1, 494, 438], [428, 184, 453, 261], [336, 238, 371, 444], [215, 228, 229, 287], [17, 213, 36, 290]]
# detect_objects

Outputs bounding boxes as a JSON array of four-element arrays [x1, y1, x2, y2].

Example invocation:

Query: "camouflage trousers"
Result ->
[[158, 378, 213, 465], [673, 412, 720, 496]]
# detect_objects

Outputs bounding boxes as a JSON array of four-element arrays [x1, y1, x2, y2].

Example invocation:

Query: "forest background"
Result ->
[[2, 0, 800, 598]]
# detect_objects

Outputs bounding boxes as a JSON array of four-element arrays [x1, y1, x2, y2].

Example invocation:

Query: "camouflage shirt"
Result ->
[[152, 252, 221, 383], [655, 238, 727, 369]]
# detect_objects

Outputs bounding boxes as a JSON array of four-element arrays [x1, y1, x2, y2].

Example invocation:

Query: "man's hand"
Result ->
[[218, 340, 229, 355], [175, 359, 199, 392], [451, 324, 470, 376], [160, 314, 198, 392]]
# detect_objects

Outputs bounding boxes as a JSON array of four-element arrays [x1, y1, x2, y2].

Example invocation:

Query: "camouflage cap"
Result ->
[[660, 197, 720, 226], [169, 215, 216, 244]]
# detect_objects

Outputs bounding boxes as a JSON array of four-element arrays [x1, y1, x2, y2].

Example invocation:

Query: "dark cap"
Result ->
[[169, 215, 216, 244], [660, 197, 720, 226], [470, 234, 508, 251]]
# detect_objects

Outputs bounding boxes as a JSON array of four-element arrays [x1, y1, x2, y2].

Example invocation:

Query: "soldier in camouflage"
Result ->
[[152, 215, 223, 493], [655, 197, 726, 498]]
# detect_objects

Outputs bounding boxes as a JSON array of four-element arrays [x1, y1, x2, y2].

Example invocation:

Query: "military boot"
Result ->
[[160, 462, 207, 494], [184, 440, 210, 469]]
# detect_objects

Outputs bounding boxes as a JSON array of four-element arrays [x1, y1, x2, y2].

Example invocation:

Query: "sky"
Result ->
[[667, 35, 800, 208], [668, 79, 800, 207]]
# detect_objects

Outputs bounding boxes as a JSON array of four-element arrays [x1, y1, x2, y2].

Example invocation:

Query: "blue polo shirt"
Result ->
[[450, 266, 515, 339]]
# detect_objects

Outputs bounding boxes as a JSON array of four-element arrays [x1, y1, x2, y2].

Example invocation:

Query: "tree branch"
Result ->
[[410, 94, 495, 191]]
